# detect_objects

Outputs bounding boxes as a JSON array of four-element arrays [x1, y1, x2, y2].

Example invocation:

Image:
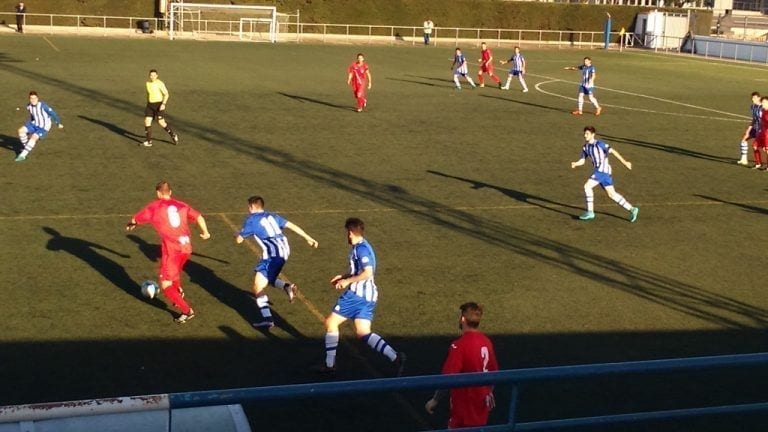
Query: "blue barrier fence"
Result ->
[[169, 352, 768, 431], [682, 34, 768, 63]]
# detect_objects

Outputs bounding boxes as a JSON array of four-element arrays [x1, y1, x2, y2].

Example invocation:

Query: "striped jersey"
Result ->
[[454, 53, 468, 74], [240, 211, 291, 260], [582, 139, 612, 175], [26, 101, 60, 131], [347, 239, 378, 303], [751, 103, 762, 129], [508, 53, 525, 72], [578, 64, 596, 88]]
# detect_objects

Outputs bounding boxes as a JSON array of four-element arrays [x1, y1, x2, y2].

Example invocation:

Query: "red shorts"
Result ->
[[160, 251, 190, 282], [756, 134, 768, 149], [480, 64, 494, 74], [352, 85, 366, 98]]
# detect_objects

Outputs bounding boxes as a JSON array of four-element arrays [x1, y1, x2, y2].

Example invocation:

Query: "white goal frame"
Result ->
[[169, 2, 278, 43]]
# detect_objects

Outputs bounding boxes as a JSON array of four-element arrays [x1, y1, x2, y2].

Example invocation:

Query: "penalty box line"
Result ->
[[216, 213, 431, 428], [3, 199, 768, 221]]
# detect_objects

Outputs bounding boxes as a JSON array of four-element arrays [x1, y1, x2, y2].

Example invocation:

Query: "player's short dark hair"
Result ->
[[28, 90, 38, 96], [356, 53, 364, 58], [248, 195, 264, 208], [584, 56, 591, 61], [752, 91, 761, 98], [455, 47, 461, 51], [149, 69, 158, 74], [584, 126, 596, 133], [762, 97, 768, 103], [345, 217, 365, 235], [460, 302, 483, 329], [156, 181, 171, 194]]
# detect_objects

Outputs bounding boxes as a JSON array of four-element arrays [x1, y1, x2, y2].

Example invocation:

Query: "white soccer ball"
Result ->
[[141, 280, 159, 299]]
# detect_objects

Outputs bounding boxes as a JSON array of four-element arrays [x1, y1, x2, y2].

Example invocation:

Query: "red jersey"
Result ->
[[442, 330, 499, 428], [348, 62, 369, 88], [480, 48, 492, 66], [133, 198, 201, 254]]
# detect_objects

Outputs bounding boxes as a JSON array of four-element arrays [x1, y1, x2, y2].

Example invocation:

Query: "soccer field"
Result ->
[[0, 36, 767, 431]]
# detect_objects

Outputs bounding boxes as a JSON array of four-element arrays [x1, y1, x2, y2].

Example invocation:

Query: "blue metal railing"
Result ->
[[1, 352, 766, 429], [169, 352, 768, 431]]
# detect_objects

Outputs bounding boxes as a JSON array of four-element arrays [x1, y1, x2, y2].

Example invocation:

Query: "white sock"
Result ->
[[466, 76, 476, 86], [578, 94, 585, 111], [255, 294, 272, 320], [740, 141, 748, 157], [519, 77, 528, 91], [363, 333, 397, 361], [325, 332, 339, 367], [589, 95, 600, 108], [585, 188, 594, 212], [453, 75, 460, 87], [274, 279, 288, 290], [612, 194, 633, 211], [505, 76, 512, 87]]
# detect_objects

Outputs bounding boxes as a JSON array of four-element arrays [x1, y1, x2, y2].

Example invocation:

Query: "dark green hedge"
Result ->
[[0, 0, 711, 35]]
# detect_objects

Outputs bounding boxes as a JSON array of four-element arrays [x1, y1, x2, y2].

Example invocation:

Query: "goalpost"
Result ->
[[169, 1, 278, 42]]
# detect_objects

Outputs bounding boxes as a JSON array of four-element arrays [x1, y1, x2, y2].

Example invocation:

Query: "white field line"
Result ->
[[529, 73, 748, 122], [2, 199, 768, 221]]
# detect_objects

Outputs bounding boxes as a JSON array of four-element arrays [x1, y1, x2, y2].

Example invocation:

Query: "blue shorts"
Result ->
[[590, 172, 614, 187], [749, 127, 758, 140], [333, 290, 376, 321], [24, 122, 49, 139], [254, 257, 286, 285], [579, 85, 594, 96], [508, 70, 523, 76]]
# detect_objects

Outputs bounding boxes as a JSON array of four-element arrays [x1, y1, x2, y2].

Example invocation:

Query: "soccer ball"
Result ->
[[141, 280, 159, 299]]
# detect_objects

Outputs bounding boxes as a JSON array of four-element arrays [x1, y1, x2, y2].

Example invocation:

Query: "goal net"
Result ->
[[169, 2, 278, 42]]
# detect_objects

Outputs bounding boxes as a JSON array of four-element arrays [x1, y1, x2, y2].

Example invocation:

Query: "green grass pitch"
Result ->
[[0, 36, 766, 431]]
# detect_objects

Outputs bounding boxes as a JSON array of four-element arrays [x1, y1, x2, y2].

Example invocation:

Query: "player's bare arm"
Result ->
[[197, 215, 211, 239], [332, 266, 372, 290], [366, 70, 372, 89], [425, 389, 447, 414], [284, 221, 319, 248], [346, 72, 353, 86], [571, 158, 586, 169], [609, 148, 632, 170]]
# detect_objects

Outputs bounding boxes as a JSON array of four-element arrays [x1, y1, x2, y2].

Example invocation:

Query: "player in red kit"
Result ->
[[477, 42, 501, 89], [754, 96, 768, 169], [126, 181, 211, 323], [347, 53, 372, 112], [425, 302, 499, 429]]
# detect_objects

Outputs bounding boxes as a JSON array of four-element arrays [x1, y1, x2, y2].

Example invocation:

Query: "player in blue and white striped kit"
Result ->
[[500, 46, 528, 92], [235, 195, 318, 328], [451, 48, 476, 90], [318, 217, 405, 375], [571, 126, 638, 222], [737, 91, 761, 167], [16, 91, 63, 162], [564, 57, 602, 116]]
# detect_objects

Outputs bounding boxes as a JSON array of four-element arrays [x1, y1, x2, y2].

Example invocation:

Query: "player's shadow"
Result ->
[[479, 94, 569, 113], [385, 77, 446, 88], [278, 92, 354, 112], [78, 115, 145, 144], [601, 134, 733, 165], [125, 234, 306, 339], [404, 74, 453, 84], [427, 170, 583, 218], [43, 227, 169, 312], [0, 133, 19, 154], [694, 194, 768, 216]]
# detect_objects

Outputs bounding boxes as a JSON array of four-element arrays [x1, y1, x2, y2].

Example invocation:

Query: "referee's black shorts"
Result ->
[[144, 102, 165, 119]]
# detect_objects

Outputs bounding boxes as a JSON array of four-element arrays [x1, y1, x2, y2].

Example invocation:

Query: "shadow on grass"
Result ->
[[78, 115, 145, 144], [427, 169, 582, 218], [385, 76, 447, 88], [600, 133, 733, 165], [480, 93, 571, 113], [0, 133, 19, 155], [6, 58, 768, 329], [43, 227, 169, 312], [694, 194, 768, 215], [125, 234, 306, 340], [278, 92, 353, 111]]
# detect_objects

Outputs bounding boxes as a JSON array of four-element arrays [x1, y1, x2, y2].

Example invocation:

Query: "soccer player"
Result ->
[[317, 217, 405, 375], [347, 53, 372, 113], [423, 18, 434, 45], [126, 181, 211, 323], [143, 69, 179, 147], [737, 91, 761, 167], [425, 302, 499, 429], [451, 48, 477, 90], [235, 195, 319, 329], [564, 57, 602, 116], [477, 42, 501, 89], [752, 96, 768, 169], [499, 46, 529, 92], [15, 2, 25, 33], [15, 91, 63, 162], [571, 126, 638, 222]]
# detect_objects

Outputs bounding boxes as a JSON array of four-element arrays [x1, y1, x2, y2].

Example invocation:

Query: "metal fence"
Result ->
[[1, 352, 767, 430]]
